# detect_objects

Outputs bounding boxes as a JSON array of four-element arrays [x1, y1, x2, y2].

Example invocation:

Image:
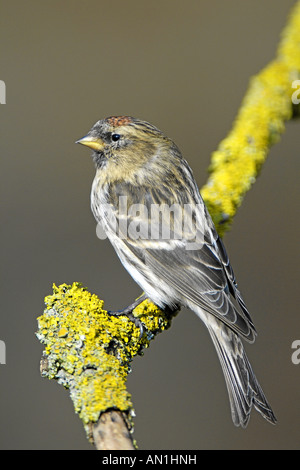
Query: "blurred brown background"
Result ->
[[1, 0, 299, 450]]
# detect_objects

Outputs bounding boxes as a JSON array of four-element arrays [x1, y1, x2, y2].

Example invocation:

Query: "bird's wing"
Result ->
[[143, 235, 256, 342], [103, 178, 256, 342]]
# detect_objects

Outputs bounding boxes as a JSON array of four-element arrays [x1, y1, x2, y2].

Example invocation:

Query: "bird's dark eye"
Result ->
[[111, 133, 121, 142]]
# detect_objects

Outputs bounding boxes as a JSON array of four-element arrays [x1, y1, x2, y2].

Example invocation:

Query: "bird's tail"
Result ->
[[205, 317, 277, 427]]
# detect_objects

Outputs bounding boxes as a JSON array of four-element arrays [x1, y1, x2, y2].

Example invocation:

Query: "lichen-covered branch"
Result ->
[[37, 282, 178, 448], [37, 2, 300, 450], [201, 1, 300, 236]]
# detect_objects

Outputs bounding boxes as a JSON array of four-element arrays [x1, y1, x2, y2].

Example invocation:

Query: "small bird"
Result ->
[[76, 116, 276, 428]]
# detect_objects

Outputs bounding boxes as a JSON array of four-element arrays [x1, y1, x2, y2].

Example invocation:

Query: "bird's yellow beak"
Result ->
[[76, 135, 105, 151]]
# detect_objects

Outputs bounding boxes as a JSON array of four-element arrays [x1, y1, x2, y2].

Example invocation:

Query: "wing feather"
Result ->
[[100, 162, 256, 342]]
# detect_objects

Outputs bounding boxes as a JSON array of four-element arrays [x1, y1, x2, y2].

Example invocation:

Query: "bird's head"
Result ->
[[76, 116, 181, 183]]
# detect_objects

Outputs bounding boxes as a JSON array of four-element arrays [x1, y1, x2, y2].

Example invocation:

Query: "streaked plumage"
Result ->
[[77, 116, 276, 427]]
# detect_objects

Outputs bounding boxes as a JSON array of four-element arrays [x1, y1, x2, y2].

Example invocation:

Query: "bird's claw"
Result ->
[[107, 309, 145, 339]]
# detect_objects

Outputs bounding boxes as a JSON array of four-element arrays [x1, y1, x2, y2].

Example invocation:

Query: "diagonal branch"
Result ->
[[201, 1, 300, 236]]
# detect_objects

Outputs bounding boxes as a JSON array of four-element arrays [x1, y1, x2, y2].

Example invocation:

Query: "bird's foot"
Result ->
[[107, 294, 148, 339]]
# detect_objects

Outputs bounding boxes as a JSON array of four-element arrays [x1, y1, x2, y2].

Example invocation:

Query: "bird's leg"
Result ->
[[108, 295, 180, 338], [108, 294, 148, 316], [107, 294, 148, 338]]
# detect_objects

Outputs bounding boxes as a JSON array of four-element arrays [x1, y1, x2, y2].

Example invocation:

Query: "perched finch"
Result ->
[[77, 116, 276, 428]]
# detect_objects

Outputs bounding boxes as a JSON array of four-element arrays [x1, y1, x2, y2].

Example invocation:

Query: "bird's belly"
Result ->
[[107, 231, 178, 309]]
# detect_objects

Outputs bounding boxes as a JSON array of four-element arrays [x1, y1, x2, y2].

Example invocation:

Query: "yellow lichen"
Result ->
[[37, 282, 176, 431], [201, 1, 300, 236]]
